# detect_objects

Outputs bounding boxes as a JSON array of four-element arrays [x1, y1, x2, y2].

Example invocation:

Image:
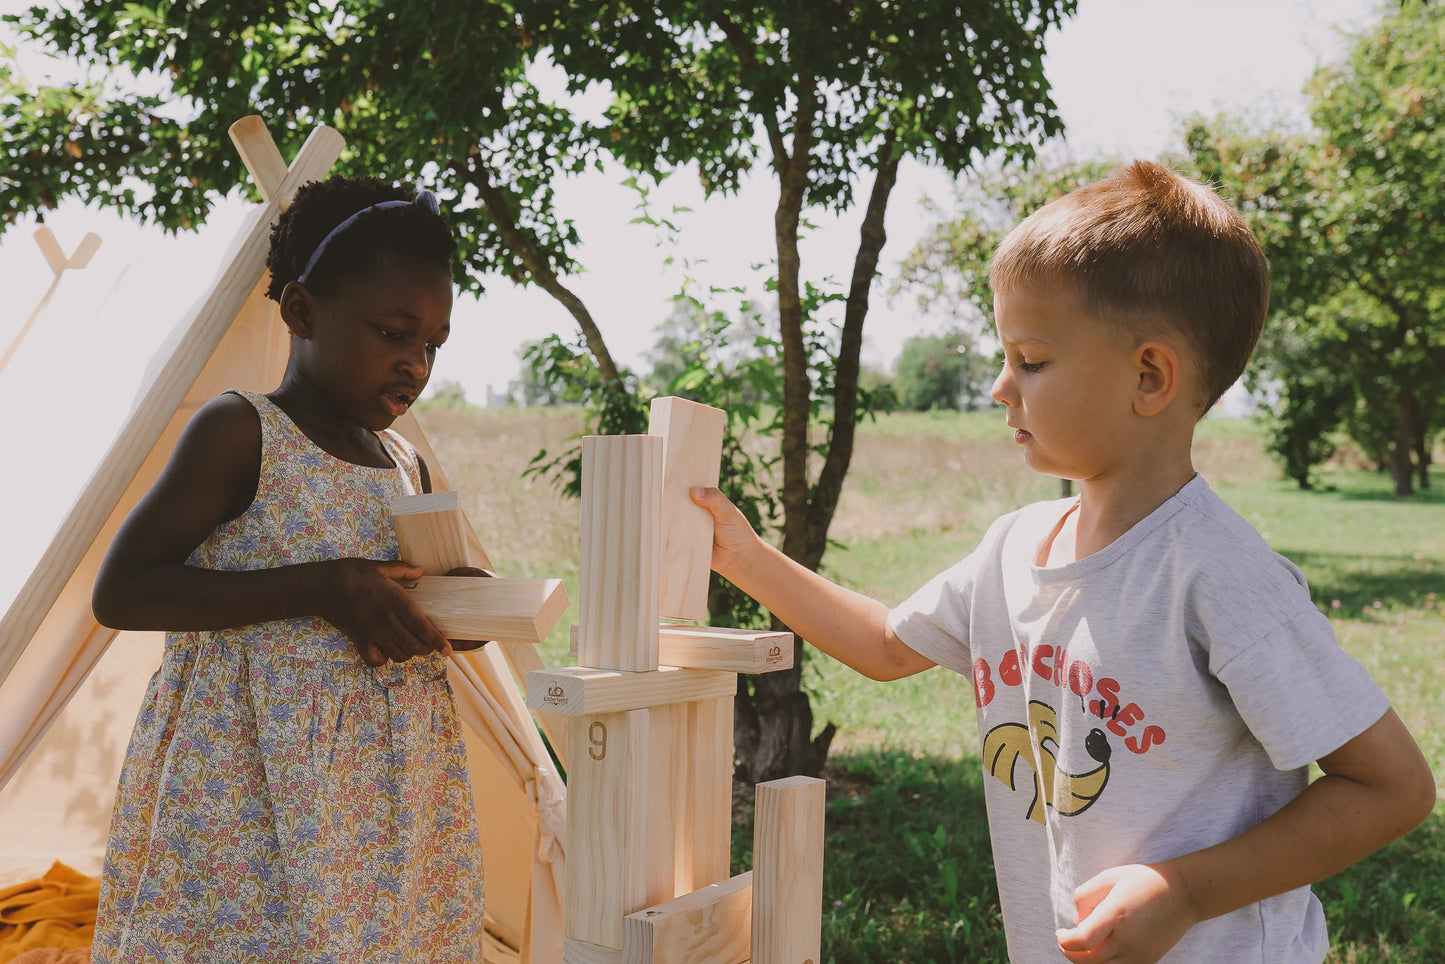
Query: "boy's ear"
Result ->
[[277, 281, 316, 339], [1132, 340, 1183, 417]]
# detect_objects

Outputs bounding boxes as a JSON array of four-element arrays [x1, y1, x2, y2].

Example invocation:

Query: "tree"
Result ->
[[2, 0, 1077, 780], [893, 329, 993, 412], [1185, 2, 1445, 495]]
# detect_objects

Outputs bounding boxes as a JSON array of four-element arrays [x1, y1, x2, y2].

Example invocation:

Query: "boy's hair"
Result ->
[[989, 160, 1269, 413], [265, 176, 457, 302]]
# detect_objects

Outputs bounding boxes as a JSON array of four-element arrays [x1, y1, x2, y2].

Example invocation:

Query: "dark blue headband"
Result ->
[[296, 188, 440, 285]]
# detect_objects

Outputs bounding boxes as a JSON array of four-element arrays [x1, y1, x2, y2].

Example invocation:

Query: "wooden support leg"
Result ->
[[674, 695, 735, 894], [752, 776, 826, 964], [567, 709, 651, 949]]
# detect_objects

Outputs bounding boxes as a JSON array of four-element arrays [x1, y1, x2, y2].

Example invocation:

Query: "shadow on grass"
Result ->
[[1277, 548, 1444, 613], [1321, 810, 1445, 963], [732, 749, 1007, 964]]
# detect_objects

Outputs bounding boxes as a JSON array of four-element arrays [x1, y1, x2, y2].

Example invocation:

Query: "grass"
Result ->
[[423, 403, 1445, 963]]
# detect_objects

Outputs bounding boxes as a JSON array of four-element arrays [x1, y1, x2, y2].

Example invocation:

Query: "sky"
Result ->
[[0, 0, 1382, 408]]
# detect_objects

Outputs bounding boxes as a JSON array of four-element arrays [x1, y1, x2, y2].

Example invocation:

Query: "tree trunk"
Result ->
[[1412, 403, 1430, 490], [1391, 391, 1417, 497]]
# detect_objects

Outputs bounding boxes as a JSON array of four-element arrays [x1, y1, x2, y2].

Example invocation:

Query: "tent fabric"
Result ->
[[0, 124, 565, 964]]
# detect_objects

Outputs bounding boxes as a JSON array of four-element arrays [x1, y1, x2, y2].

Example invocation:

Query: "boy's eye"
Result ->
[[1019, 360, 1046, 374]]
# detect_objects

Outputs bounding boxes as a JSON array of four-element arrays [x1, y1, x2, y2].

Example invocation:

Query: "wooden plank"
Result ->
[[623, 871, 753, 964], [648, 398, 725, 621], [408, 576, 567, 644], [646, 704, 679, 909], [570, 624, 794, 674], [564, 939, 625, 964], [527, 665, 736, 717], [566, 709, 650, 948], [0, 122, 345, 692], [752, 776, 825, 964], [228, 115, 292, 203], [391, 493, 476, 576], [579, 435, 662, 672], [675, 695, 735, 894]]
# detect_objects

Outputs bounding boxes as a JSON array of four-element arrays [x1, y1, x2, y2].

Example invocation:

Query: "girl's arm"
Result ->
[[1056, 707, 1436, 964], [689, 486, 935, 681], [92, 394, 451, 666]]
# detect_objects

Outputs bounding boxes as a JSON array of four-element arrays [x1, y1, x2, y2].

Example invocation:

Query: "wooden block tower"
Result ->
[[527, 397, 826, 964]]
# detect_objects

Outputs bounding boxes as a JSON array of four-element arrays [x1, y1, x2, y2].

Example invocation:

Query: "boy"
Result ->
[[691, 161, 1435, 963]]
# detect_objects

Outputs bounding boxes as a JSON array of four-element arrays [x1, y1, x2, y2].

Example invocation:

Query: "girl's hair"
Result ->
[[264, 176, 457, 302]]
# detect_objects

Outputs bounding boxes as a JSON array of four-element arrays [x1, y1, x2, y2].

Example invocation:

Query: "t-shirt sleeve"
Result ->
[[886, 550, 983, 676], [1211, 602, 1391, 772]]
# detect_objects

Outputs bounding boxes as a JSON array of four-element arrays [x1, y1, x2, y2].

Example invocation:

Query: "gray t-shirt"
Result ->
[[888, 475, 1390, 964]]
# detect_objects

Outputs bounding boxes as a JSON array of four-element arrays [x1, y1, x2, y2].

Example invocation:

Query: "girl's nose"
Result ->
[[398, 344, 430, 379]]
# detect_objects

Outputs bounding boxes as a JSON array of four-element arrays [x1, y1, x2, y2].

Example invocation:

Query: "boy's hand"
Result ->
[[320, 559, 454, 666], [688, 486, 760, 579], [1055, 863, 1198, 964]]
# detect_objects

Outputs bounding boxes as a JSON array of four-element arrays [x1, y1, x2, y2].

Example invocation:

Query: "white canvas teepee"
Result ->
[[0, 118, 565, 964]]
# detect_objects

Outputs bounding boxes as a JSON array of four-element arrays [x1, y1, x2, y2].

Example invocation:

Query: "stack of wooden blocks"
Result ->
[[524, 397, 827, 964]]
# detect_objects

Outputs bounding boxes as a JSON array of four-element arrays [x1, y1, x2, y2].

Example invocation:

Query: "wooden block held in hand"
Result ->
[[391, 492, 473, 576], [408, 576, 567, 643], [752, 776, 825, 964], [648, 397, 725, 622]]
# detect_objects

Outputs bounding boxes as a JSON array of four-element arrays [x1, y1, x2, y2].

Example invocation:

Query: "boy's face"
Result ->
[[990, 286, 1145, 482]]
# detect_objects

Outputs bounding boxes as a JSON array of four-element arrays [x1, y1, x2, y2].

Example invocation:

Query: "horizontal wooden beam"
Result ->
[[623, 871, 753, 964], [408, 576, 567, 644], [569, 623, 793, 674], [527, 665, 736, 717]]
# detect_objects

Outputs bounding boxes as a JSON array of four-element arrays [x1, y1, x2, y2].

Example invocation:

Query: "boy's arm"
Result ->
[[92, 394, 451, 665], [1056, 707, 1436, 964], [690, 486, 935, 681]]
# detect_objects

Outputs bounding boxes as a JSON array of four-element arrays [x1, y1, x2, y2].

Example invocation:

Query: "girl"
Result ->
[[90, 177, 485, 962]]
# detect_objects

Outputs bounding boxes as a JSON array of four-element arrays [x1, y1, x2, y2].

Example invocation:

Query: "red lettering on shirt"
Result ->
[[1127, 725, 1167, 754], [999, 648, 1023, 687], [1068, 659, 1093, 697], [973, 657, 995, 707], [1032, 645, 1055, 681]]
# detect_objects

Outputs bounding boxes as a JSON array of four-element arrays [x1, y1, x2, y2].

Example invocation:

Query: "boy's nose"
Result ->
[[990, 367, 1014, 407]]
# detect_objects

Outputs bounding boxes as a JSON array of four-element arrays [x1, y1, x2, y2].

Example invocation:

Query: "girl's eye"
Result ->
[[379, 328, 405, 342]]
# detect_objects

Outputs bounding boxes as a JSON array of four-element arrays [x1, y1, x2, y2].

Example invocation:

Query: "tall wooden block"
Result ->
[[391, 491, 472, 575], [752, 776, 826, 964], [648, 397, 725, 621], [579, 435, 663, 672], [674, 695, 735, 894], [567, 709, 651, 949]]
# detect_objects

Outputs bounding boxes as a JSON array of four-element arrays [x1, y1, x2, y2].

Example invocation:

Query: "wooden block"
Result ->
[[567, 710, 651, 948], [579, 435, 662, 672], [527, 665, 736, 717], [623, 872, 753, 964], [648, 397, 725, 621], [407, 576, 567, 644], [570, 623, 794, 674], [752, 776, 825, 964], [391, 492, 474, 575], [674, 695, 735, 894], [564, 939, 625, 964], [646, 704, 679, 908]]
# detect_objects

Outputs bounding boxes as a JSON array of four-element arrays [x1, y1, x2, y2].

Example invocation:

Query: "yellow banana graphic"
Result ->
[[982, 700, 1111, 824]]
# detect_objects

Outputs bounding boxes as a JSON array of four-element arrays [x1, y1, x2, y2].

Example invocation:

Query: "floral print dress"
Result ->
[[92, 392, 485, 964]]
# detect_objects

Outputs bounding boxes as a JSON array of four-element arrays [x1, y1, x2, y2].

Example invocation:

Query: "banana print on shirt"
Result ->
[[982, 700, 1112, 824]]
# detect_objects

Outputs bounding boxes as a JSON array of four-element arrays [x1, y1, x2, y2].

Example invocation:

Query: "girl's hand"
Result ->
[[688, 486, 761, 580], [1055, 863, 1198, 964], [320, 559, 453, 666]]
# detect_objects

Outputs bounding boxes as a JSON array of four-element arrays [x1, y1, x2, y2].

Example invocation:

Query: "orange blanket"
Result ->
[[0, 863, 96, 964]]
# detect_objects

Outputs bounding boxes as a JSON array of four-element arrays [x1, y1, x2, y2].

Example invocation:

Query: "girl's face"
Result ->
[[286, 254, 454, 432]]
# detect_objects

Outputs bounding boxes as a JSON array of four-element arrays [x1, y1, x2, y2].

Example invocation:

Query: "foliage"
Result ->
[[1, 0, 1078, 779], [892, 329, 995, 412], [414, 378, 478, 413], [1183, 1, 1445, 495], [894, 154, 1121, 333]]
